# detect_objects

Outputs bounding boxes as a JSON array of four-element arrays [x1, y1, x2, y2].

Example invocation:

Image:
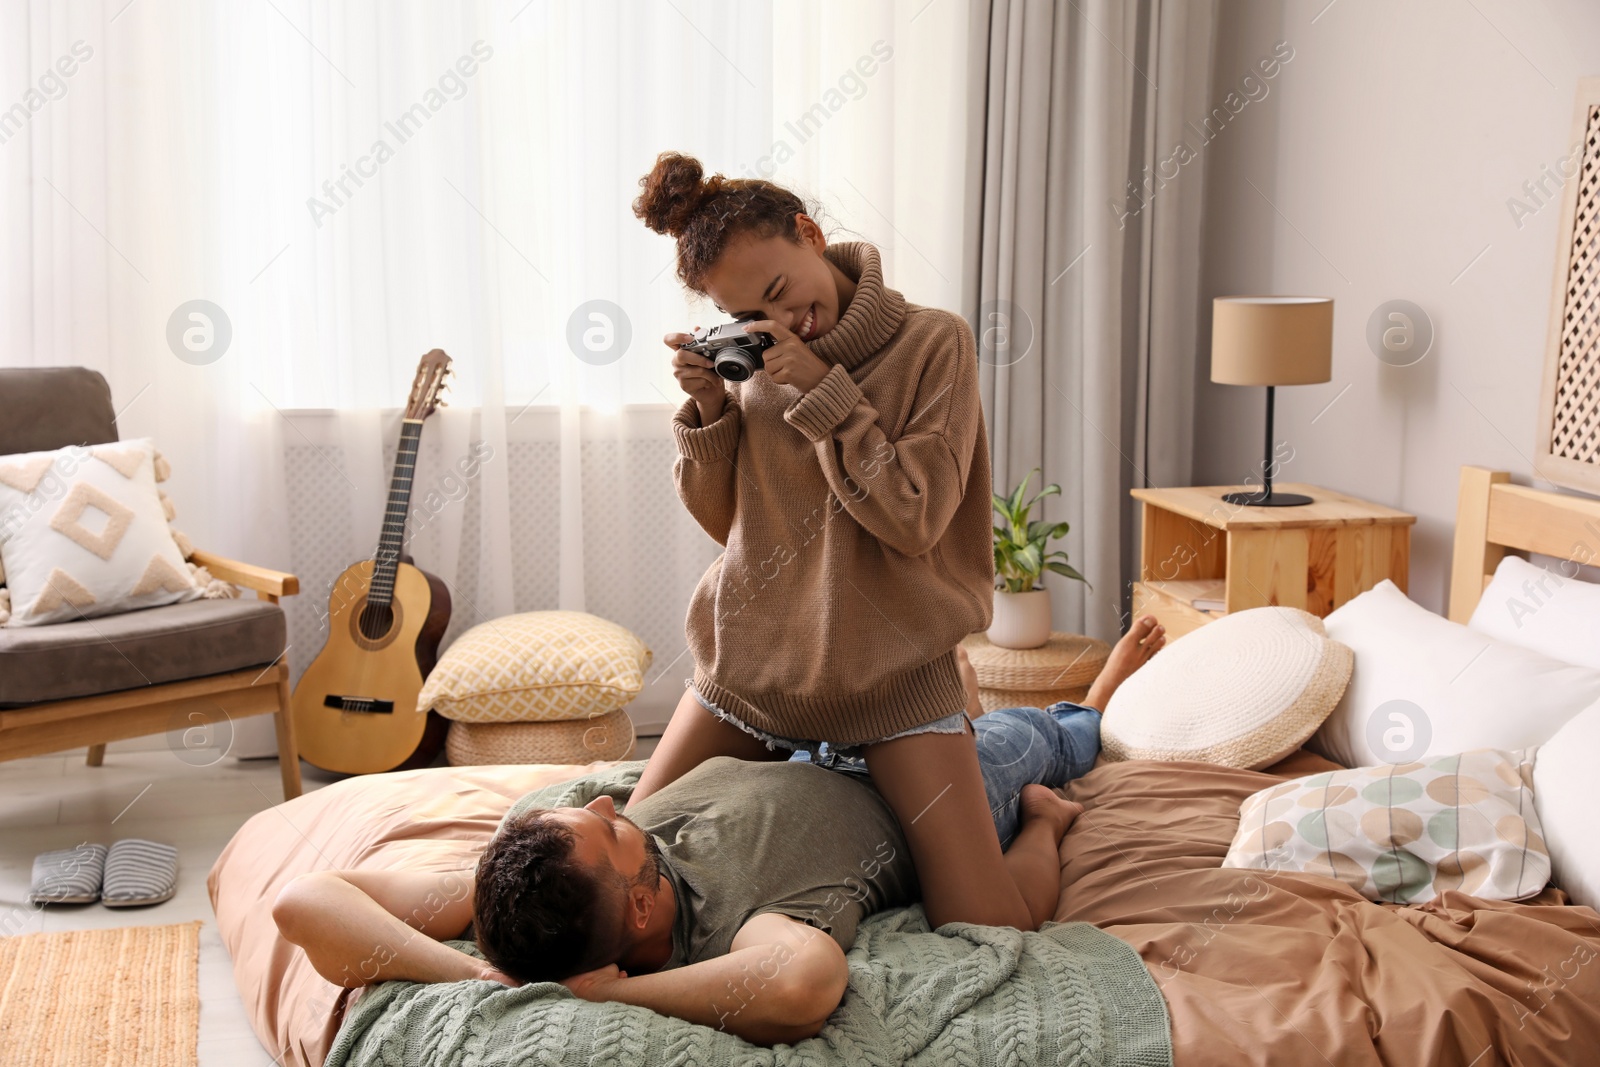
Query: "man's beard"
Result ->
[[622, 812, 668, 889]]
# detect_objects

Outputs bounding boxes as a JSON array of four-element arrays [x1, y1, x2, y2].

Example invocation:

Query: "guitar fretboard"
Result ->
[[368, 420, 423, 608]]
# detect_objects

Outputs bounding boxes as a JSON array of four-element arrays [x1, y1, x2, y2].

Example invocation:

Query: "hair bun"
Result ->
[[633, 151, 716, 237]]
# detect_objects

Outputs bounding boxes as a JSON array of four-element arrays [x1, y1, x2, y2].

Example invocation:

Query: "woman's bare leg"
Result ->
[[631, 685, 786, 805], [865, 723, 1060, 930]]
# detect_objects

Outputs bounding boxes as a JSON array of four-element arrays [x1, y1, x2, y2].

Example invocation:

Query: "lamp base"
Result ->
[[1221, 489, 1314, 507]]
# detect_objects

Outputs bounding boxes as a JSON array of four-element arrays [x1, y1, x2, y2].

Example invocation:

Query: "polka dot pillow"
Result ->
[[1222, 749, 1550, 904]]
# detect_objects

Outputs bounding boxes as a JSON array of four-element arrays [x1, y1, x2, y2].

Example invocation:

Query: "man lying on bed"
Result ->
[[273, 616, 1165, 1046]]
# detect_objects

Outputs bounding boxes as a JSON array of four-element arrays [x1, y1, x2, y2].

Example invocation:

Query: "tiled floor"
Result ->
[[0, 737, 658, 1065]]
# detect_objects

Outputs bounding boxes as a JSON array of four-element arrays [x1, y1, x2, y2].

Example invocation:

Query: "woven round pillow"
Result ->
[[445, 709, 637, 766], [419, 610, 652, 724], [1101, 606, 1353, 770]]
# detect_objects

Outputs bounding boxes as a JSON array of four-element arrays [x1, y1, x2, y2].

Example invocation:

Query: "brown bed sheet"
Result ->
[[1056, 751, 1600, 1067], [215, 753, 1600, 1067]]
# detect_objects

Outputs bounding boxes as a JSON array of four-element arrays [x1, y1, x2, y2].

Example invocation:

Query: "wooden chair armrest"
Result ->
[[189, 550, 300, 599]]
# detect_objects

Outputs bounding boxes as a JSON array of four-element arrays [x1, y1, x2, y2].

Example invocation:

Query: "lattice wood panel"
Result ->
[[1539, 83, 1600, 495], [1551, 106, 1600, 467]]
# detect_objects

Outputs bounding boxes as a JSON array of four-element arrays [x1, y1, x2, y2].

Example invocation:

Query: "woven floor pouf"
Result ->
[[445, 708, 637, 766], [960, 631, 1111, 714]]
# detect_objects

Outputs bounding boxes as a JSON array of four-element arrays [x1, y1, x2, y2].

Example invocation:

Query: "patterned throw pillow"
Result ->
[[1223, 749, 1550, 904], [0, 439, 202, 626], [418, 610, 653, 723]]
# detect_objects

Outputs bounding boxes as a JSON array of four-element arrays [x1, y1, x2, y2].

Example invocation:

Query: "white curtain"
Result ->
[[0, 0, 974, 746]]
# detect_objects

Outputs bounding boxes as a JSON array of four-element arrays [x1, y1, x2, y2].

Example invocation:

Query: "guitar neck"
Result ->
[[369, 419, 425, 607]]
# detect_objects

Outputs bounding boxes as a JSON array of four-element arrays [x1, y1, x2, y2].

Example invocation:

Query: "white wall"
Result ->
[[1193, 0, 1600, 612]]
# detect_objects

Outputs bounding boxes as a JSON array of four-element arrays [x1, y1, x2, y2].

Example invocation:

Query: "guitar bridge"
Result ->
[[322, 695, 396, 715]]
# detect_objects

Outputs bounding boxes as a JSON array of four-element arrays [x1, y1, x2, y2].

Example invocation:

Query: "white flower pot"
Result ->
[[988, 588, 1052, 649]]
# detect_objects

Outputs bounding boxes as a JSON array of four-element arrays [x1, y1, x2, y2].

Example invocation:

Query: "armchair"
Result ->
[[0, 368, 302, 798]]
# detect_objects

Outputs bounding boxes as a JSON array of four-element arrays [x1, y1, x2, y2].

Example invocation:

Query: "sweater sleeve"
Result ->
[[671, 393, 742, 547], [782, 314, 979, 558]]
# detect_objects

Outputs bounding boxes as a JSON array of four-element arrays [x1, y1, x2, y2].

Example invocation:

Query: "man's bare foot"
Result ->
[[1019, 783, 1085, 844], [1083, 615, 1166, 712], [955, 642, 983, 717]]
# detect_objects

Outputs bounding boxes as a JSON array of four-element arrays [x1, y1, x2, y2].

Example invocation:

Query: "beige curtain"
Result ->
[[965, 0, 1216, 641]]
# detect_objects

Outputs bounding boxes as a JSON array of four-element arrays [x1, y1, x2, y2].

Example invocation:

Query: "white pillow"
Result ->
[[1102, 606, 1352, 770], [0, 438, 200, 626], [1532, 700, 1600, 911], [1311, 580, 1600, 767], [1468, 554, 1600, 671]]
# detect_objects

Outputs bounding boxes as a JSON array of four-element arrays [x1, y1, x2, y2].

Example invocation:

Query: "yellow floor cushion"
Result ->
[[418, 610, 652, 724]]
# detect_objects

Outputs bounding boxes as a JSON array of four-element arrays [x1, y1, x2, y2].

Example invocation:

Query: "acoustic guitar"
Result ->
[[290, 350, 455, 774]]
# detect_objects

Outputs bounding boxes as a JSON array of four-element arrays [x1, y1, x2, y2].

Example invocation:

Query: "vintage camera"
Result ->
[[681, 321, 775, 383]]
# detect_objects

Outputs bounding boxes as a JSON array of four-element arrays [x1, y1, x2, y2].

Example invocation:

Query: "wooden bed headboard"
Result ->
[[1448, 466, 1600, 622]]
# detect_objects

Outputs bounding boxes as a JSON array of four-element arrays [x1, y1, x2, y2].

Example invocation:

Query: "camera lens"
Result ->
[[715, 351, 755, 382]]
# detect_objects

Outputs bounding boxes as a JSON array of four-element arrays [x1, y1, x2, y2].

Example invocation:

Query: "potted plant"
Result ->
[[990, 467, 1088, 649]]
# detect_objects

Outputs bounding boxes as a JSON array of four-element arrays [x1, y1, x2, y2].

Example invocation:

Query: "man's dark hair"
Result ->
[[473, 808, 628, 983]]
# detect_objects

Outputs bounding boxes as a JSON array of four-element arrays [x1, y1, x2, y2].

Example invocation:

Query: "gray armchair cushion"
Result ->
[[0, 367, 119, 455], [0, 597, 287, 706]]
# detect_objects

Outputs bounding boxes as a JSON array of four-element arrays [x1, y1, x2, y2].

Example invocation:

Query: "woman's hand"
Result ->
[[667, 330, 726, 425], [561, 963, 629, 1002], [745, 319, 832, 393]]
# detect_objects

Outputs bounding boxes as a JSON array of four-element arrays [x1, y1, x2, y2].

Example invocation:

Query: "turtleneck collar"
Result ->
[[809, 241, 907, 372]]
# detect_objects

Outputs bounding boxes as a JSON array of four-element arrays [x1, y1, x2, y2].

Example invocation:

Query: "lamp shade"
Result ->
[[1210, 296, 1333, 386]]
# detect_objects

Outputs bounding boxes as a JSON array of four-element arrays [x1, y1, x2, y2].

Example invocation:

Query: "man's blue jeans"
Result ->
[[789, 702, 1103, 848]]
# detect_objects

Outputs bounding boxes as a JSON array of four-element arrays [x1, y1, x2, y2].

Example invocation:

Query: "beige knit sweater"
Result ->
[[671, 241, 994, 745]]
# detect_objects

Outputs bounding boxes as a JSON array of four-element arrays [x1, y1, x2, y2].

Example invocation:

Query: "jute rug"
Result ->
[[0, 920, 201, 1067]]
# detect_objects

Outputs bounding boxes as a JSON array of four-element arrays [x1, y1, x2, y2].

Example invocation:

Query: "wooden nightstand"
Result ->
[[1130, 483, 1415, 641]]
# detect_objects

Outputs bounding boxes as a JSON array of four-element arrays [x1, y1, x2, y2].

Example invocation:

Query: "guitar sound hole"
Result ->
[[358, 603, 395, 640], [348, 595, 403, 651]]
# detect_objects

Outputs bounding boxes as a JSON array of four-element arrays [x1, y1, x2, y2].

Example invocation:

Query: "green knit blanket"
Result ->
[[322, 764, 1172, 1067]]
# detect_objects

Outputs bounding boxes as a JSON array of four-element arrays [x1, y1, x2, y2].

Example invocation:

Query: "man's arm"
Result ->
[[272, 868, 515, 988], [563, 912, 848, 1046]]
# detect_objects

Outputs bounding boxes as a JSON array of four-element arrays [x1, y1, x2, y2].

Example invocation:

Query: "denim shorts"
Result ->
[[803, 701, 1103, 848], [686, 678, 970, 762]]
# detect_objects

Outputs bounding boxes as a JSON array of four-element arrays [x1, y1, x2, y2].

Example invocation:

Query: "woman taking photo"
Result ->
[[628, 151, 1057, 931]]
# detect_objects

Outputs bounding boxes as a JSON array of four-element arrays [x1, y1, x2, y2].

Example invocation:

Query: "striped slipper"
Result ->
[[28, 843, 108, 905], [101, 839, 179, 907]]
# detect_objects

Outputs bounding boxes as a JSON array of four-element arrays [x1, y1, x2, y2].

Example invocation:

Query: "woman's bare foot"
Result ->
[[1083, 615, 1166, 712], [1019, 783, 1085, 843], [955, 642, 984, 717]]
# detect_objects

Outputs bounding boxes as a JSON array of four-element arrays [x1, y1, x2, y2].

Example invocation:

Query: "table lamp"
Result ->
[[1210, 295, 1333, 507]]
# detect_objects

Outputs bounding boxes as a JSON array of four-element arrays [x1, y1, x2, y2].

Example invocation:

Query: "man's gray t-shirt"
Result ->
[[625, 756, 918, 968]]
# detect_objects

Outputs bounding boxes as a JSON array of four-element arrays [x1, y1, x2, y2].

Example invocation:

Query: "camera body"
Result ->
[[682, 321, 776, 383]]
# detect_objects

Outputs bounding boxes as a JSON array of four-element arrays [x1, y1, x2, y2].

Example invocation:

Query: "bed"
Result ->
[[209, 466, 1600, 1067]]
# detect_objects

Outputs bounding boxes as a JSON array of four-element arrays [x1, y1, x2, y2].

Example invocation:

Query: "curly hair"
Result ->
[[632, 151, 815, 294], [472, 808, 628, 983]]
